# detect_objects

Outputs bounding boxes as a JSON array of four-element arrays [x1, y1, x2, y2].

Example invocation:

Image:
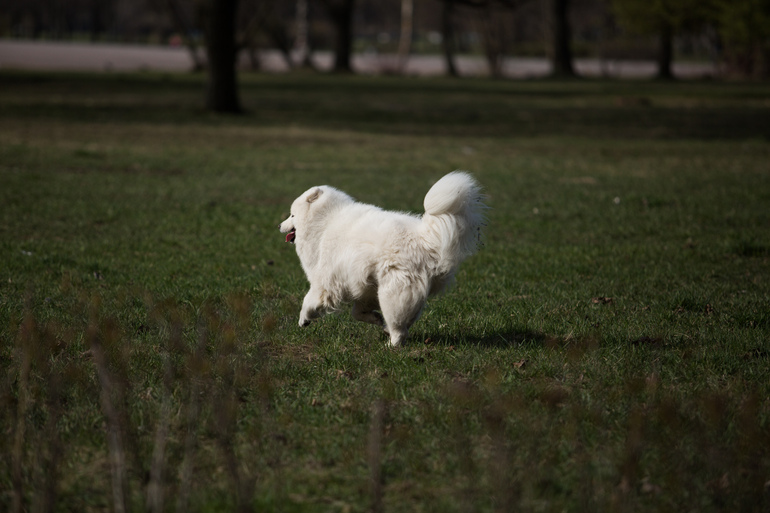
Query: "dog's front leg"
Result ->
[[299, 288, 324, 327]]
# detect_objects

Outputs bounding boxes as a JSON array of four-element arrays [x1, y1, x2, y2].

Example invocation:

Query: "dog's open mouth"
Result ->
[[285, 228, 296, 244]]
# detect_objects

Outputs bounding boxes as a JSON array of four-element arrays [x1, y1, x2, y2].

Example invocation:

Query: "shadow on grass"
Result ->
[[421, 327, 547, 349], [2, 71, 770, 140], [734, 241, 770, 258]]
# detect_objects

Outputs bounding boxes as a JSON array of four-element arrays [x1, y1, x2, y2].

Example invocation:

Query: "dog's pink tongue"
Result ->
[[286, 230, 296, 243]]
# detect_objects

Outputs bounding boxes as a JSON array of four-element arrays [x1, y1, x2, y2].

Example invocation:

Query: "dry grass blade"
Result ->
[[176, 321, 209, 513], [31, 325, 66, 513], [89, 330, 129, 513], [146, 319, 181, 513], [368, 398, 386, 513], [11, 312, 34, 513]]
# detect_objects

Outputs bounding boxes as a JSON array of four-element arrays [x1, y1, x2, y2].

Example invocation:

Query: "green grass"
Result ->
[[1, 71, 769, 512]]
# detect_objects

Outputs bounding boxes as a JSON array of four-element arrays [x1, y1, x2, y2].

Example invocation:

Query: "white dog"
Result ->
[[279, 171, 486, 347]]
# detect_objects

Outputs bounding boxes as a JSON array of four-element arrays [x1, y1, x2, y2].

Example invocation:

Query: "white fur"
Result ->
[[279, 171, 486, 347]]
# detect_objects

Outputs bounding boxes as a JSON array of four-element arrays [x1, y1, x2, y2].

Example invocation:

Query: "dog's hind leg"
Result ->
[[378, 277, 427, 348]]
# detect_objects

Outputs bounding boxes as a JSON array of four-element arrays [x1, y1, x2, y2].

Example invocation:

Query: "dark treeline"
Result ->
[[4, 0, 768, 112], [3, 0, 769, 79]]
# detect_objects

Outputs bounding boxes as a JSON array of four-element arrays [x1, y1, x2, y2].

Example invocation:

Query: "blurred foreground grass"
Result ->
[[1, 71, 769, 512]]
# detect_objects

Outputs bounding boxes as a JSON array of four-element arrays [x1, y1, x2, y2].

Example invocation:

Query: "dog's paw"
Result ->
[[387, 329, 407, 348]]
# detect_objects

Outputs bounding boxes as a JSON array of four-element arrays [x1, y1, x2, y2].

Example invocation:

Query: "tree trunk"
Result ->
[[441, 0, 459, 77], [295, 0, 310, 67], [397, 0, 413, 73], [549, 0, 575, 77], [204, 0, 241, 113], [656, 22, 674, 80], [89, 0, 103, 42], [480, 4, 505, 78], [322, 0, 355, 73]]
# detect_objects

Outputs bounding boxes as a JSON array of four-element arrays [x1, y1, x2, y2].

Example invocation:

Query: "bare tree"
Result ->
[[439, 0, 530, 78], [657, 21, 674, 79], [397, 0, 414, 72], [441, 0, 460, 76], [713, 0, 770, 78], [477, 1, 517, 78], [548, 0, 576, 77], [202, 0, 242, 113], [163, 0, 205, 71], [245, 1, 297, 70], [318, 0, 356, 73], [610, 0, 677, 80], [295, 0, 312, 66], [611, 0, 715, 80]]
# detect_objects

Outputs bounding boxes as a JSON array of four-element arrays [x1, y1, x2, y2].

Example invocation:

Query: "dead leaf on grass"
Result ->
[[640, 477, 662, 495], [706, 473, 730, 492], [513, 359, 527, 370], [336, 369, 354, 380], [592, 296, 614, 304]]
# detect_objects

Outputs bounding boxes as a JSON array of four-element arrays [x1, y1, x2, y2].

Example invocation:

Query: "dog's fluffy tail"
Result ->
[[422, 171, 487, 275]]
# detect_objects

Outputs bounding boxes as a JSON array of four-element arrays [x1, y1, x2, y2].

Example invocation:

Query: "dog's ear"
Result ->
[[306, 188, 323, 204]]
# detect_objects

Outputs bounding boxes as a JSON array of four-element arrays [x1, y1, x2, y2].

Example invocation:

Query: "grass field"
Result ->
[[1, 71, 769, 512]]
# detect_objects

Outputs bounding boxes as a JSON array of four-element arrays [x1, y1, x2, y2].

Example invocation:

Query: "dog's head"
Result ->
[[279, 187, 324, 244]]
